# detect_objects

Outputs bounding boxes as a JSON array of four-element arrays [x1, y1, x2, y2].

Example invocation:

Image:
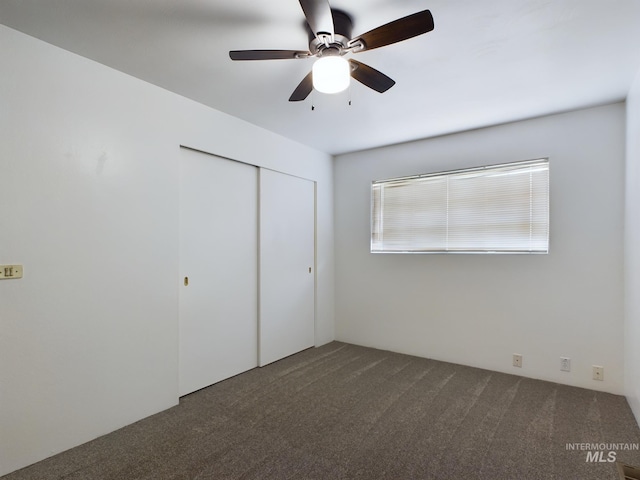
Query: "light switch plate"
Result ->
[[0, 264, 23, 279]]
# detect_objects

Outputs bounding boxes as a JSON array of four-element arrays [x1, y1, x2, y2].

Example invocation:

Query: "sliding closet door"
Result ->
[[179, 148, 258, 396], [259, 169, 315, 366]]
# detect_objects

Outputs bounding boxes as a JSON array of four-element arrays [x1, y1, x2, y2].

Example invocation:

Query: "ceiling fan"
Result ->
[[229, 0, 434, 101]]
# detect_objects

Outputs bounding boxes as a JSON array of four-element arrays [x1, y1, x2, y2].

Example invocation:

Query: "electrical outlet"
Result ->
[[593, 365, 604, 381], [513, 354, 522, 368], [560, 357, 571, 372]]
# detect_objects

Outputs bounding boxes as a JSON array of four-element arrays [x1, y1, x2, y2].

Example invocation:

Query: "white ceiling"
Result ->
[[2, 0, 640, 155]]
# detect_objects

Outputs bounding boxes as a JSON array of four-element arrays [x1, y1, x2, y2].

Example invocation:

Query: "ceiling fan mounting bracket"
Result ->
[[347, 39, 365, 53], [315, 32, 333, 47]]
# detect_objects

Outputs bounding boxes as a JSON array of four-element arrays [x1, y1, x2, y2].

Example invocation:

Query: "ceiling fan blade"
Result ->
[[350, 10, 434, 52], [229, 50, 310, 61], [289, 71, 314, 102], [349, 59, 395, 93], [298, 0, 334, 40]]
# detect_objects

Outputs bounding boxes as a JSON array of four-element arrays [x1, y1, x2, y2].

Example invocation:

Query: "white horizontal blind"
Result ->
[[371, 159, 549, 253]]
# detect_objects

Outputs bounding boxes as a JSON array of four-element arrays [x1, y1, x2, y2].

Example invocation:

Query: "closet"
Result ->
[[178, 147, 315, 396]]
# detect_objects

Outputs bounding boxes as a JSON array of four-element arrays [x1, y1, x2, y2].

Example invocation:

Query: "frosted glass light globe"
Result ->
[[312, 56, 350, 94]]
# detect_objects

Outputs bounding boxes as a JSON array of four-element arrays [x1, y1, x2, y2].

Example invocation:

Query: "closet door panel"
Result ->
[[179, 149, 258, 396], [259, 168, 315, 366]]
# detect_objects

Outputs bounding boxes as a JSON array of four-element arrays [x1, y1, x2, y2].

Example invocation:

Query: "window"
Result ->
[[371, 159, 549, 253]]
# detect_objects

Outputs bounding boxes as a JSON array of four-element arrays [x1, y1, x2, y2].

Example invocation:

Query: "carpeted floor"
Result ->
[[4, 342, 640, 480]]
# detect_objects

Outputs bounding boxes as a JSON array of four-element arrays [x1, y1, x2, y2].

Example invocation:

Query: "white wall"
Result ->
[[0, 25, 334, 476], [625, 70, 640, 424], [335, 104, 625, 394]]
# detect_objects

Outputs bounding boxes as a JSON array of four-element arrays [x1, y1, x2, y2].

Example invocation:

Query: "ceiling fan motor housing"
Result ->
[[307, 9, 353, 56]]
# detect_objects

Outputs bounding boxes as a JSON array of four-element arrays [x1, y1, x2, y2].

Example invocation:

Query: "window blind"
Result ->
[[371, 159, 549, 253]]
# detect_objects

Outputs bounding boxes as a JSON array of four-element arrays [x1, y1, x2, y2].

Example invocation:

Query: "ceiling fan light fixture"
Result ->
[[229, 3, 435, 102], [312, 56, 350, 94]]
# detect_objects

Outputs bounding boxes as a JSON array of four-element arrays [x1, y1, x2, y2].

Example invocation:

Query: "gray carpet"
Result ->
[[4, 342, 640, 480]]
